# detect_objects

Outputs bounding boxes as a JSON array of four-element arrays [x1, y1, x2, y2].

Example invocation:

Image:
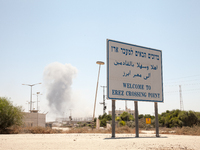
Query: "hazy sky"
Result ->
[[1, 0, 200, 121]]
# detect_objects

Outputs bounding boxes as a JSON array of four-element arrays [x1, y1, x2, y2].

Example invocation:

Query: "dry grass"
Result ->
[[1, 126, 62, 134], [64, 127, 109, 133], [116, 126, 136, 133], [159, 127, 175, 133], [21, 127, 62, 134], [1, 126, 137, 134], [63, 126, 136, 134], [5, 125, 200, 135], [160, 126, 200, 136], [174, 126, 200, 135]]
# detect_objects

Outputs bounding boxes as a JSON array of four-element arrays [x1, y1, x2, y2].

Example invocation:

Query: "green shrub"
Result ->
[[87, 124, 92, 127], [138, 114, 144, 119], [158, 109, 199, 128], [98, 113, 112, 127], [116, 116, 121, 121], [0, 97, 24, 132], [119, 112, 134, 121], [100, 118, 107, 127], [119, 120, 126, 126]]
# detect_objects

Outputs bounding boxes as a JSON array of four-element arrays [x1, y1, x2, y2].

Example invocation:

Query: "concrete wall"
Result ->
[[23, 112, 46, 127]]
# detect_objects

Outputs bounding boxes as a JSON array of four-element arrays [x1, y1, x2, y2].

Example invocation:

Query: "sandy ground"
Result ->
[[52, 127, 70, 131], [0, 133, 200, 150]]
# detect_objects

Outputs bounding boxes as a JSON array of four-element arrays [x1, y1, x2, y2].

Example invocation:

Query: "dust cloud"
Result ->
[[43, 62, 77, 116]]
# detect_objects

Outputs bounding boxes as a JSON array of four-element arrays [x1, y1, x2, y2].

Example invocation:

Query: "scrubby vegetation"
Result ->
[[138, 110, 200, 135], [104, 109, 200, 135], [115, 112, 135, 127], [158, 109, 200, 128], [117, 111, 134, 122], [97, 112, 135, 127], [159, 126, 200, 136], [2, 126, 62, 134], [136, 110, 200, 129], [0, 97, 24, 133], [1, 95, 200, 136], [98, 113, 112, 127], [2, 126, 137, 134]]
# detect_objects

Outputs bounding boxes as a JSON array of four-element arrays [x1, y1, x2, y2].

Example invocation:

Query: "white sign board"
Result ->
[[107, 39, 163, 102]]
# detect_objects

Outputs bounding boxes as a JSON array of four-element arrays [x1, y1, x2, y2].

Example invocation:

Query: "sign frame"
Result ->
[[107, 39, 163, 102]]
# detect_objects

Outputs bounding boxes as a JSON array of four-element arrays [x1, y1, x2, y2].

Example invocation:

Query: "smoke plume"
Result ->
[[43, 62, 77, 115]]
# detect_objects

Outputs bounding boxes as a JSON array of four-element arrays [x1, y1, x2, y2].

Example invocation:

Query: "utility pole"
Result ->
[[179, 85, 184, 111], [92, 61, 104, 130], [32, 101, 36, 110], [33, 92, 42, 126], [33, 92, 42, 111], [22, 83, 41, 112], [100, 86, 106, 114], [93, 61, 104, 122]]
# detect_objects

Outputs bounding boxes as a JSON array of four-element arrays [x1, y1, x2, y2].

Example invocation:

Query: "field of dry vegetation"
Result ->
[[2, 125, 200, 136], [2, 126, 136, 134], [160, 125, 200, 136]]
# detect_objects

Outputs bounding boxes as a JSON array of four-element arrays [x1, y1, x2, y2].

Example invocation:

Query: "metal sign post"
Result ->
[[134, 101, 139, 137], [112, 100, 115, 138], [155, 102, 159, 137]]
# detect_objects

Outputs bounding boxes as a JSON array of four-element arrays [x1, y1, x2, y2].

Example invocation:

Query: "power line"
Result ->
[[164, 74, 200, 82], [164, 83, 200, 87], [165, 88, 200, 93], [165, 79, 200, 85]]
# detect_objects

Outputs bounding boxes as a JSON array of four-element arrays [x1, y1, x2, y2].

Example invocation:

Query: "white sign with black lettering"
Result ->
[[107, 39, 163, 102]]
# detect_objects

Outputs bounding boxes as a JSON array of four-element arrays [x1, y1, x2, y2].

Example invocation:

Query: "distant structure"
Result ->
[[23, 110, 46, 127], [55, 117, 93, 127], [23, 90, 45, 127], [179, 85, 184, 110], [108, 108, 135, 117], [56, 117, 93, 122]]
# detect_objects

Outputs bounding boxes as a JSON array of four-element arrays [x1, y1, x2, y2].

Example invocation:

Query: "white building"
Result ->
[[108, 109, 135, 117], [23, 111, 46, 127]]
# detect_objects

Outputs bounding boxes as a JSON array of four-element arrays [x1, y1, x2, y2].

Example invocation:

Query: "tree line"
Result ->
[[97, 109, 200, 128], [1, 96, 200, 132]]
